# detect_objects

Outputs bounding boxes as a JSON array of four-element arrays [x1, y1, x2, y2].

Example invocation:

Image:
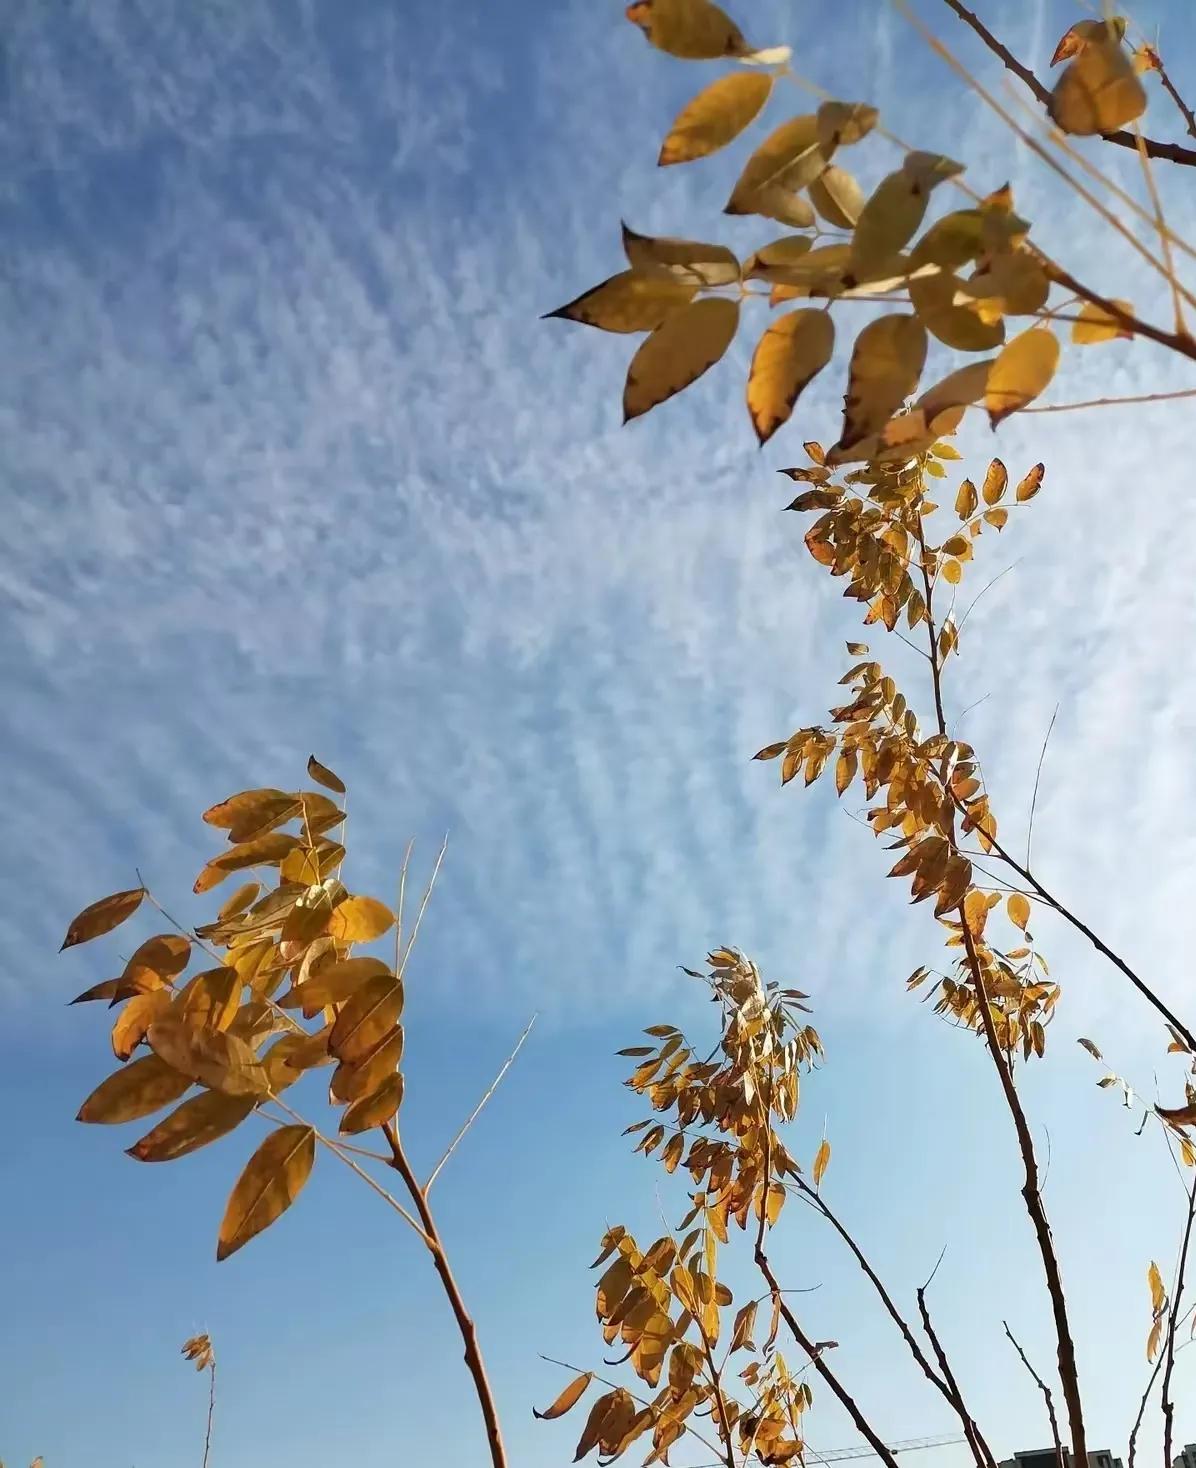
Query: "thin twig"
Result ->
[[916, 1283, 996, 1468], [939, 0, 1196, 166], [425, 1014, 538, 1192], [1003, 1322, 1064, 1468], [202, 1356, 216, 1468], [1153, 48, 1196, 140], [398, 834, 448, 980], [1132, 127, 1188, 337], [1161, 1176, 1196, 1468], [1127, 1352, 1165, 1468], [1025, 705, 1058, 869], [1021, 387, 1196, 413], [956, 562, 1021, 636], [395, 837, 414, 978], [538, 1355, 725, 1461]]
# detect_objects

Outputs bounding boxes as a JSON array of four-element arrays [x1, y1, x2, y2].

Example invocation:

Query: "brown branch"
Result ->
[[915, 1284, 996, 1468], [914, 516, 1088, 1467], [940, 0, 1196, 167], [1003, 1322, 1064, 1468], [1161, 1177, 1196, 1468], [1127, 1353, 1165, 1468], [1152, 50, 1196, 141], [1022, 388, 1196, 414], [791, 1175, 995, 1468], [973, 822, 1196, 1055], [383, 1122, 509, 1468]]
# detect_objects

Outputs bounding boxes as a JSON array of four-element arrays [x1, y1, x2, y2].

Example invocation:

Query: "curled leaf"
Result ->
[[534, 1371, 593, 1421]]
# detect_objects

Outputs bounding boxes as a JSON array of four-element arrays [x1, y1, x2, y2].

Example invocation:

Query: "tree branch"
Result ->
[[382, 1122, 509, 1468], [1003, 1321, 1063, 1468], [1161, 1177, 1196, 1468], [916, 1284, 997, 1468], [940, 0, 1196, 166]]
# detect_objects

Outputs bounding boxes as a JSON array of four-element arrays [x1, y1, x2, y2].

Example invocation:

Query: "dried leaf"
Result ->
[[217, 1123, 315, 1260], [147, 1018, 268, 1099], [279, 955, 391, 1010], [203, 788, 291, 831], [1072, 299, 1134, 344], [726, 114, 830, 215], [915, 359, 995, 434], [60, 887, 144, 951], [1050, 37, 1146, 135], [836, 314, 927, 452], [623, 297, 739, 421], [339, 1072, 405, 1133], [660, 71, 772, 165], [809, 166, 865, 229], [621, 223, 741, 286], [812, 1136, 830, 1186], [985, 327, 1059, 427], [218, 882, 261, 921], [816, 100, 878, 149], [625, 0, 749, 60], [325, 895, 396, 944], [982, 459, 1008, 504], [306, 755, 345, 794], [77, 1053, 192, 1125], [111, 989, 171, 1061], [1077, 1037, 1103, 1061], [261, 1028, 333, 1092], [850, 170, 928, 277], [127, 1090, 256, 1162], [1149, 1259, 1166, 1315], [535, 1372, 593, 1421], [194, 833, 302, 894], [746, 309, 835, 444], [545, 270, 697, 333], [329, 973, 405, 1064]]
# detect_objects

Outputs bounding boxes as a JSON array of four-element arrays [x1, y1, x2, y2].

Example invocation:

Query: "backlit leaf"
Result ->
[[746, 309, 835, 444], [534, 1372, 593, 1421], [279, 955, 391, 1010], [1072, 299, 1134, 344], [850, 170, 928, 277], [329, 973, 405, 1064], [544, 271, 697, 333], [261, 1028, 333, 1093], [836, 314, 927, 452], [982, 459, 1008, 504], [127, 1090, 256, 1162], [915, 360, 995, 434], [985, 327, 1059, 427], [1016, 463, 1045, 501], [1148, 1260, 1166, 1315], [306, 755, 345, 794], [1049, 37, 1146, 134], [623, 297, 739, 421], [147, 1018, 268, 1098], [111, 989, 171, 1061], [813, 1136, 831, 1187], [621, 223, 740, 286], [216, 1123, 315, 1260], [726, 114, 830, 215], [330, 1026, 405, 1102], [660, 71, 772, 165], [326, 895, 396, 944], [816, 100, 878, 149], [625, 0, 749, 60], [218, 882, 261, 921], [203, 788, 291, 831], [1147, 1316, 1162, 1363], [339, 1072, 405, 1133], [77, 1053, 192, 1125], [194, 833, 303, 894], [809, 166, 864, 229], [60, 887, 144, 951]]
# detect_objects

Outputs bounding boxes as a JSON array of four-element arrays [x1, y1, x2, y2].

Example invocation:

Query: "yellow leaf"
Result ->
[[834, 746, 857, 796], [812, 1137, 831, 1187], [534, 1372, 593, 1421], [1016, 463, 1045, 501], [218, 882, 261, 921], [111, 989, 171, 1062], [746, 309, 835, 445], [279, 955, 391, 1010], [850, 170, 928, 277], [746, 240, 849, 291], [982, 459, 1008, 504], [329, 973, 405, 1064], [909, 271, 1006, 353], [623, 297, 739, 422], [985, 327, 1059, 427], [116, 932, 192, 998], [625, 0, 749, 60], [963, 253, 1049, 316], [1007, 893, 1031, 930], [147, 1018, 267, 1099], [217, 1123, 315, 1260], [963, 888, 988, 937], [261, 1028, 333, 1093], [1049, 38, 1145, 135], [809, 166, 864, 229], [836, 314, 927, 451], [816, 100, 878, 149], [725, 114, 830, 215], [955, 478, 978, 518], [621, 223, 740, 286], [306, 755, 345, 795], [1051, 18, 1125, 66], [1072, 299, 1134, 344], [326, 894, 396, 943], [202, 787, 291, 831], [659, 71, 772, 166], [544, 270, 697, 334], [127, 1090, 256, 1162], [1147, 1316, 1162, 1363], [1149, 1260, 1166, 1315], [194, 832, 303, 894], [174, 967, 241, 1031], [339, 1072, 405, 1134], [915, 360, 995, 435], [77, 1053, 192, 1125], [60, 886, 145, 951], [942, 559, 962, 585]]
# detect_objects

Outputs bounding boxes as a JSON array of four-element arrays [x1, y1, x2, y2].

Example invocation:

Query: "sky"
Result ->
[[2, 0, 1196, 1464]]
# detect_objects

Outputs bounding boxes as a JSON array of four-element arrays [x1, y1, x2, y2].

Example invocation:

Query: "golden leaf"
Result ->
[[1072, 299, 1134, 344], [174, 967, 241, 1032], [985, 327, 1059, 427], [834, 746, 857, 796], [809, 166, 864, 229], [850, 171, 928, 278], [203, 787, 291, 830], [955, 479, 978, 518], [915, 360, 995, 434], [963, 888, 988, 937], [218, 882, 261, 921], [329, 973, 405, 1064], [217, 1123, 315, 1260], [909, 271, 1006, 353], [625, 0, 749, 60], [816, 100, 878, 149], [621, 223, 740, 286], [660, 71, 773, 165], [147, 1018, 267, 1099], [836, 314, 927, 452], [623, 297, 739, 422], [982, 459, 1008, 505], [111, 989, 171, 1062], [339, 1071, 405, 1134], [279, 955, 391, 1010], [71, 978, 123, 1004], [194, 832, 303, 894], [1147, 1317, 1162, 1363], [812, 1137, 830, 1186], [1149, 1259, 1166, 1315], [544, 270, 697, 334], [743, 234, 812, 281], [1051, 18, 1125, 66], [1050, 37, 1146, 134], [730, 1297, 758, 1351], [325, 894, 395, 943], [77, 1053, 192, 1125], [261, 1028, 333, 1092], [1016, 463, 1045, 501], [60, 886, 144, 951], [534, 1372, 593, 1421], [306, 754, 345, 794], [746, 309, 835, 445], [985, 508, 1008, 530], [725, 114, 830, 214], [127, 1090, 256, 1162], [963, 253, 1049, 317]]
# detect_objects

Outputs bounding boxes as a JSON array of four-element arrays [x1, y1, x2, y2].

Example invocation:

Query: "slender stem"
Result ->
[[1003, 1322, 1064, 1468], [425, 1014, 537, 1193], [1127, 1353, 1165, 1468], [914, 512, 1088, 1466], [916, 1286, 996, 1468], [1022, 388, 1196, 414], [1132, 128, 1188, 338], [382, 1122, 509, 1468], [202, 1358, 216, 1468], [938, 0, 1196, 166], [1161, 1177, 1196, 1468], [1154, 50, 1196, 140]]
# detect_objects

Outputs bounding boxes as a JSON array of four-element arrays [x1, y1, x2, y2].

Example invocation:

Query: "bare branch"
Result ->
[[1003, 1322, 1064, 1468], [915, 1283, 997, 1468], [1161, 1177, 1196, 1468], [1022, 388, 1196, 414], [1026, 705, 1058, 869]]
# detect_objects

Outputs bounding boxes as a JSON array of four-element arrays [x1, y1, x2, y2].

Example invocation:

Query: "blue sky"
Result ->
[[3, 0, 1196, 1464]]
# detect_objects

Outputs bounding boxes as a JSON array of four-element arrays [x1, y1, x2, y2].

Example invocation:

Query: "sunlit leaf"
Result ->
[[746, 309, 835, 444], [77, 1053, 192, 1125], [621, 223, 741, 286], [1072, 299, 1134, 344], [809, 166, 864, 229], [147, 1018, 268, 1099], [812, 1136, 830, 1186], [544, 271, 698, 333], [725, 114, 830, 215], [985, 327, 1059, 426], [816, 100, 878, 149], [835, 314, 927, 453], [1049, 37, 1146, 134], [194, 833, 303, 894], [279, 955, 391, 1010], [60, 887, 144, 951], [625, 0, 750, 60], [982, 459, 1008, 504], [850, 170, 928, 277], [111, 989, 171, 1062], [329, 973, 405, 1064], [660, 71, 773, 165], [534, 1372, 593, 1421], [1016, 463, 1045, 501], [339, 1072, 405, 1134], [623, 297, 739, 421], [326, 895, 396, 944], [305, 755, 345, 794], [217, 1123, 315, 1260], [127, 1090, 257, 1162], [203, 787, 291, 831], [218, 882, 261, 921], [330, 1026, 406, 1102]]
